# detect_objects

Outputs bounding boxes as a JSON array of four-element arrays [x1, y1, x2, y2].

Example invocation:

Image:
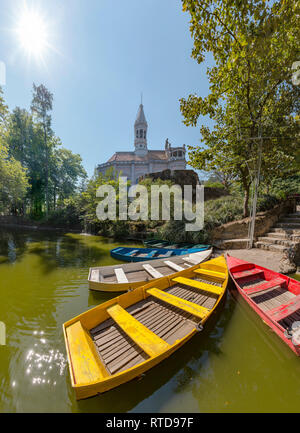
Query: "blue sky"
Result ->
[[0, 0, 213, 177]]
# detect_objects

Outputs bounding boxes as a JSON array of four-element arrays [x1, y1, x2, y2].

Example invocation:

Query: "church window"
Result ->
[[140, 129, 143, 138], [144, 131, 146, 139], [136, 130, 138, 138]]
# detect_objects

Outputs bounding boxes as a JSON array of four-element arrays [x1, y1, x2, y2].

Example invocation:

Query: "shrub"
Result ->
[[267, 175, 300, 199], [158, 191, 285, 244], [256, 194, 280, 212]]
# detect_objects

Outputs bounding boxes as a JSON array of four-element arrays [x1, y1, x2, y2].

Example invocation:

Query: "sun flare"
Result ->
[[16, 9, 48, 58]]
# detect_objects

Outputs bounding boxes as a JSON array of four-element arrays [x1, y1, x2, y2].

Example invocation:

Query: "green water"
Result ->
[[0, 227, 300, 413]]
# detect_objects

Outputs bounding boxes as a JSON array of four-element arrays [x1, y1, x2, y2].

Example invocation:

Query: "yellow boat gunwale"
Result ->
[[63, 255, 228, 399]]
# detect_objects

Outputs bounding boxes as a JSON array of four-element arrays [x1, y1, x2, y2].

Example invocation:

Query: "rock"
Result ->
[[139, 169, 229, 201], [279, 257, 297, 274], [279, 243, 300, 273]]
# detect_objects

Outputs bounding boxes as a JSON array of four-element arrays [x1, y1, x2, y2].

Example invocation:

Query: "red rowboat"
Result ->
[[226, 254, 300, 356]]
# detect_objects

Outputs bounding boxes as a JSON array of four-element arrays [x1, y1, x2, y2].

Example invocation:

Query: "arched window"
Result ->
[[144, 131, 146, 139], [136, 130, 138, 138], [140, 129, 143, 138]]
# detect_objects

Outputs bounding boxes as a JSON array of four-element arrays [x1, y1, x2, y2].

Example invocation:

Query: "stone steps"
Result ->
[[254, 208, 300, 254], [284, 212, 300, 218], [275, 222, 300, 229], [257, 237, 297, 247], [279, 218, 300, 224], [254, 242, 289, 253], [267, 232, 290, 240], [270, 227, 300, 235]]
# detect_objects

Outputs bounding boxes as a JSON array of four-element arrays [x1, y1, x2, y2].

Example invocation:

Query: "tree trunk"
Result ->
[[53, 184, 56, 210], [44, 124, 49, 218], [243, 184, 250, 218]]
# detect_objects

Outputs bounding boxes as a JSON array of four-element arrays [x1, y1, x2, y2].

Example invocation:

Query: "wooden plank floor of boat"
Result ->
[[240, 278, 295, 311], [101, 262, 197, 284], [90, 277, 220, 376], [239, 275, 300, 330]]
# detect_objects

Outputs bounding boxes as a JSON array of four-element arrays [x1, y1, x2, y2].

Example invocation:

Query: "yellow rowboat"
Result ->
[[63, 255, 228, 399], [88, 248, 213, 292]]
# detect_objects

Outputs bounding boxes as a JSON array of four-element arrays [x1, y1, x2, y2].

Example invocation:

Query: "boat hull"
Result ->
[[110, 246, 209, 262], [64, 255, 228, 399], [143, 239, 208, 250], [226, 254, 300, 356], [89, 249, 213, 292]]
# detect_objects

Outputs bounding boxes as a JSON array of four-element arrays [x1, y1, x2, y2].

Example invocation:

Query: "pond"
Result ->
[[0, 227, 300, 413]]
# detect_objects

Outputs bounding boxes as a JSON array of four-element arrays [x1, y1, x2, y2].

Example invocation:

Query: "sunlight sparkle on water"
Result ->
[[25, 330, 67, 387]]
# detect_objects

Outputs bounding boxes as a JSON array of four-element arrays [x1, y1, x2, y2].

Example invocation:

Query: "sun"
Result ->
[[16, 8, 49, 58]]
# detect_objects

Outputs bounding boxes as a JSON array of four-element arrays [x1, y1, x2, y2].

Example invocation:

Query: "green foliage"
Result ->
[[31, 83, 54, 216], [180, 0, 300, 217], [264, 175, 300, 199], [79, 168, 129, 235], [2, 85, 86, 219], [159, 191, 282, 244], [204, 180, 225, 189], [0, 89, 29, 213], [42, 197, 81, 227], [256, 194, 280, 212], [51, 147, 87, 205], [138, 177, 176, 222], [0, 141, 29, 213]]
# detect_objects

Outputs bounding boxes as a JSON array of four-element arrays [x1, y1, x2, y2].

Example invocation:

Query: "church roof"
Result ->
[[134, 104, 147, 125], [107, 150, 168, 163]]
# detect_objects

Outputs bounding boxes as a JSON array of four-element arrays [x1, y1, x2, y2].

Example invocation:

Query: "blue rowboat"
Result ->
[[143, 239, 208, 249], [110, 246, 210, 262]]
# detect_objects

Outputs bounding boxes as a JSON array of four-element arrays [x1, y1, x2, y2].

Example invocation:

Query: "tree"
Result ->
[[207, 170, 235, 190], [7, 107, 33, 165], [31, 83, 53, 216], [180, 0, 300, 216], [50, 147, 87, 208], [0, 88, 28, 213], [80, 168, 130, 235], [0, 141, 29, 213]]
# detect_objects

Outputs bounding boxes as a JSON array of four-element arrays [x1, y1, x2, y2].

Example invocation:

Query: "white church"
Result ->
[[97, 102, 187, 184]]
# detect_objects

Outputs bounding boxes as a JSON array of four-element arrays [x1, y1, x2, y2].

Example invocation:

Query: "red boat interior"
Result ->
[[226, 255, 300, 332]]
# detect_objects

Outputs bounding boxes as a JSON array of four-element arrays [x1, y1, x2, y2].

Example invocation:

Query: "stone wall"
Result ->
[[211, 198, 296, 244]]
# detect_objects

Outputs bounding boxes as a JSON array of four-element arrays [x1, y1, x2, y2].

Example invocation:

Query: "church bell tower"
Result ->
[[134, 102, 148, 156]]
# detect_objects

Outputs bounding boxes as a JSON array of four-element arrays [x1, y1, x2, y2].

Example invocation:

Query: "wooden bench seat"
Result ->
[[126, 249, 139, 256], [243, 277, 286, 295], [268, 295, 300, 322], [66, 321, 109, 385], [194, 268, 226, 281], [146, 250, 157, 258], [114, 268, 129, 284], [146, 287, 210, 319], [172, 276, 223, 296], [232, 268, 264, 280], [164, 261, 184, 272], [107, 304, 170, 357], [142, 264, 163, 279]]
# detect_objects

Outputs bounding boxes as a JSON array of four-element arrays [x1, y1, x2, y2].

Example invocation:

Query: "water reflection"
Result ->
[[0, 230, 27, 264], [0, 227, 140, 270]]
